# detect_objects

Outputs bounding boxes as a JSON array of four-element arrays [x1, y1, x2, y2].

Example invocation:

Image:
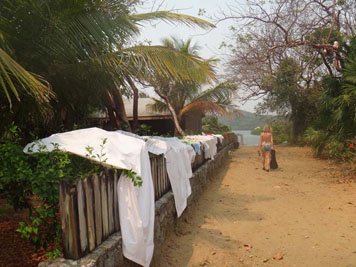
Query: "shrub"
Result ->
[[304, 128, 329, 157], [202, 116, 231, 134], [251, 126, 262, 135]]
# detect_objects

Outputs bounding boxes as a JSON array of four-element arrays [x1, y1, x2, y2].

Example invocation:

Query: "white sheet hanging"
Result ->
[[24, 127, 154, 267], [184, 135, 218, 159], [146, 137, 194, 217]]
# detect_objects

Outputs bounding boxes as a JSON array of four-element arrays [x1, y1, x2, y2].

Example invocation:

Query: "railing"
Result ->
[[150, 154, 171, 201], [59, 171, 120, 259], [59, 133, 237, 260]]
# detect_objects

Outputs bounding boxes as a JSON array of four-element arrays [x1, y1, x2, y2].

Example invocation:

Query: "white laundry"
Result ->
[[184, 135, 218, 160], [24, 127, 154, 267], [213, 134, 224, 144], [146, 137, 194, 217]]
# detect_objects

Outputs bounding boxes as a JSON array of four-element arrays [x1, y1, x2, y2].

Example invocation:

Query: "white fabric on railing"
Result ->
[[24, 127, 154, 267], [146, 137, 194, 217], [184, 135, 219, 159], [213, 134, 224, 144]]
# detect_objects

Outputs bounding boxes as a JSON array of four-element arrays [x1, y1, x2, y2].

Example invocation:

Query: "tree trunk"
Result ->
[[102, 92, 121, 130], [126, 77, 139, 132], [110, 87, 132, 132], [155, 89, 185, 136]]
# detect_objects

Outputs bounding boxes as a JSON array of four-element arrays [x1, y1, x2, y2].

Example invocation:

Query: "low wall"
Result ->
[[40, 142, 236, 267]]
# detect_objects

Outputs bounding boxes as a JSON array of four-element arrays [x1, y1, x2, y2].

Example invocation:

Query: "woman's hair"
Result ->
[[263, 124, 272, 133]]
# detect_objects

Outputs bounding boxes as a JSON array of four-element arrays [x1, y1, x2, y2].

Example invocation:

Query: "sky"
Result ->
[[136, 0, 262, 113]]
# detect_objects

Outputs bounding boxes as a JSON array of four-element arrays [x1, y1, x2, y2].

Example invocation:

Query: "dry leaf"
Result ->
[[273, 253, 283, 260], [244, 244, 253, 250]]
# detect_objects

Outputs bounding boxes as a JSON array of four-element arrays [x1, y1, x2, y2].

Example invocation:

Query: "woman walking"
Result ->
[[257, 125, 274, 172]]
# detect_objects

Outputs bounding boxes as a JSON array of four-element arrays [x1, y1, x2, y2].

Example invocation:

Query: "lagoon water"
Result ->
[[233, 130, 259, 146]]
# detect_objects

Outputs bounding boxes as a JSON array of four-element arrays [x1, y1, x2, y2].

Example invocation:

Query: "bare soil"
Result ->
[[154, 146, 356, 267], [0, 197, 52, 267]]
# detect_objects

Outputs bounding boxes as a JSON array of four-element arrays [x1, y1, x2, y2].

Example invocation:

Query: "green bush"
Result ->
[[202, 116, 231, 134], [251, 126, 262, 135], [0, 129, 109, 254], [269, 120, 289, 145], [304, 128, 329, 156]]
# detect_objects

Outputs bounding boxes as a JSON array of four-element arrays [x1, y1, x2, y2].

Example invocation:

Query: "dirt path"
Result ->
[[153, 146, 356, 267]]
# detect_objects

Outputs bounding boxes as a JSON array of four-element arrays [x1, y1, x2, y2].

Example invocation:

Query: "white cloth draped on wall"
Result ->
[[24, 127, 155, 267], [146, 137, 194, 217]]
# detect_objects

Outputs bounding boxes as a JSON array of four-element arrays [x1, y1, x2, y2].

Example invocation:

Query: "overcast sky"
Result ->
[[136, 0, 261, 113]]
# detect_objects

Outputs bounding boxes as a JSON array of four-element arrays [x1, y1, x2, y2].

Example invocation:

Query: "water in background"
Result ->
[[233, 130, 259, 146]]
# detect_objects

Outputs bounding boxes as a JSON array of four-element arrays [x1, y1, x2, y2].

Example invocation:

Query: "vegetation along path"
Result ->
[[153, 146, 356, 267]]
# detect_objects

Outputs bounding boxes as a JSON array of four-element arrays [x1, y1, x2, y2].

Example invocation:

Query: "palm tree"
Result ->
[[0, 33, 53, 108], [0, 0, 215, 134], [149, 37, 237, 135]]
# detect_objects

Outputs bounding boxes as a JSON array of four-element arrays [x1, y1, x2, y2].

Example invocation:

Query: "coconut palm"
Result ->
[[149, 37, 237, 135], [0, 0, 215, 134], [0, 32, 52, 108]]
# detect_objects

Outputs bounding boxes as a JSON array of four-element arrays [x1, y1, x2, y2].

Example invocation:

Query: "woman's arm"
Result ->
[[271, 133, 274, 149], [257, 133, 262, 151]]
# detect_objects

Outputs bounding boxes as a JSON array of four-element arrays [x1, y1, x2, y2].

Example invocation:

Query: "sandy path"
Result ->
[[153, 146, 356, 267]]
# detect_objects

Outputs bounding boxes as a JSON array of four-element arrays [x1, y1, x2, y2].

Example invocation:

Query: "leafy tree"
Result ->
[[202, 116, 231, 134], [256, 58, 319, 143]]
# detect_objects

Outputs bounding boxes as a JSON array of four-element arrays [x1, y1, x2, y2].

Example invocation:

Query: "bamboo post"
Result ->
[[76, 179, 88, 254], [107, 172, 114, 234], [92, 174, 103, 246], [113, 172, 120, 232], [83, 177, 96, 251], [101, 174, 109, 239]]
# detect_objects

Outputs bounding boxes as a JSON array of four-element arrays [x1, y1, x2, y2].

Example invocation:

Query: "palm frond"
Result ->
[[193, 82, 237, 105], [147, 98, 169, 113], [0, 48, 53, 107], [179, 100, 231, 119], [42, 11, 139, 63], [92, 45, 216, 84], [131, 11, 215, 29]]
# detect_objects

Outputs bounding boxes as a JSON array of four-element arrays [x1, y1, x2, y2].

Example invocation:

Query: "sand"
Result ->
[[153, 146, 356, 267]]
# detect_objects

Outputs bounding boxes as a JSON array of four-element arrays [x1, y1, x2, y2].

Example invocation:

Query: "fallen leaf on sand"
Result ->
[[244, 244, 253, 250], [273, 253, 283, 260], [263, 258, 270, 263]]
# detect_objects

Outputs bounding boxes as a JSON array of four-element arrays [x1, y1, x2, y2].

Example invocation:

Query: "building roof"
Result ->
[[124, 98, 171, 120], [91, 98, 171, 121]]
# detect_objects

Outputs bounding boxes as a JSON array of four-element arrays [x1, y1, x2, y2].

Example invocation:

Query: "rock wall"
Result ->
[[40, 143, 235, 267]]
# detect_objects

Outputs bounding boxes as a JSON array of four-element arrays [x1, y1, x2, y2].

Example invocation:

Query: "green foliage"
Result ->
[[134, 124, 158, 136], [251, 126, 262, 135], [202, 116, 231, 134], [121, 169, 143, 187], [304, 128, 329, 157], [256, 58, 320, 143], [268, 120, 290, 145]]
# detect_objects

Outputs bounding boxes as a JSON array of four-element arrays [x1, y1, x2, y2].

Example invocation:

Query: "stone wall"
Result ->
[[40, 143, 235, 267]]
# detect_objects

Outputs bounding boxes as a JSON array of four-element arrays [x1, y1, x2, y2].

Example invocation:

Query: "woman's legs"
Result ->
[[261, 149, 266, 169]]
